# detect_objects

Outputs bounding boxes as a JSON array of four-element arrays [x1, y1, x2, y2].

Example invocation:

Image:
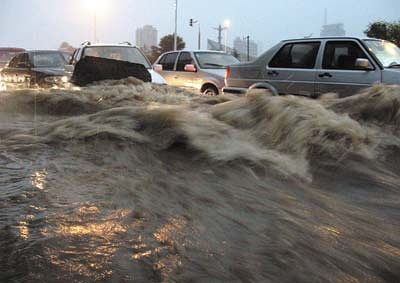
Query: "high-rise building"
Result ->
[[320, 23, 346, 37], [320, 9, 346, 37], [233, 37, 258, 61], [135, 25, 158, 51]]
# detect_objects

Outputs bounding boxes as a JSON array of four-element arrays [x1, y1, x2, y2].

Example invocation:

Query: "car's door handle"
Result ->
[[267, 70, 279, 76], [318, 72, 332, 78]]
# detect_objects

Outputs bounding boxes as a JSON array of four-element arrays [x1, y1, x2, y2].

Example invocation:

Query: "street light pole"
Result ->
[[198, 24, 201, 50], [246, 35, 250, 61], [94, 10, 97, 43], [224, 29, 228, 52], [174, 0, 178, 50], [223, 20, 231, 53]]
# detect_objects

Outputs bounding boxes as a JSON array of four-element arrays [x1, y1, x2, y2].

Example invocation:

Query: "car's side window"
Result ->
[[19, 53, 30, 68], [8, 54, 22, 68], [323, 41, 369, 70], [70, 49, 78, 64], [159, 53, 178, 71], [269, 42, 321, 69], [176, 52, 194, 71]]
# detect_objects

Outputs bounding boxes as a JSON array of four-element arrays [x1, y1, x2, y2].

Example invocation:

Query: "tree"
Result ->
[[145, 45, 162, 64], [365, 21, 400, 46], [148, 34, 186, 64], [158, 34, 186, 53], [58, 42, 76, 53], [232, 49, 240, 60]]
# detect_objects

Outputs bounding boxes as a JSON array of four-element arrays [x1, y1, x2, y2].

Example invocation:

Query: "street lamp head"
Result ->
[[223, 19, 231, 29], [84, 0, 107, 13]]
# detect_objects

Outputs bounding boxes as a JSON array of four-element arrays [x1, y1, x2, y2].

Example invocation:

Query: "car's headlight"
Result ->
[[44, 76, 58, 83], [44, 76, 69, 84], [61, 76, 69, 83]]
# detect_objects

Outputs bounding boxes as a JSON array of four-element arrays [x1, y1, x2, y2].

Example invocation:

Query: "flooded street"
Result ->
[[0, 79, 399, 282]]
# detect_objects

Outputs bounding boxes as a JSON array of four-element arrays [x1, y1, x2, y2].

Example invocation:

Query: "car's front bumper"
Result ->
[[222, 86, 247, 95]]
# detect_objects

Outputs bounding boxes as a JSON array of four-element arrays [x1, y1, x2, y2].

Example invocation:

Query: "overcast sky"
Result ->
[[0, 0, 399, 52]]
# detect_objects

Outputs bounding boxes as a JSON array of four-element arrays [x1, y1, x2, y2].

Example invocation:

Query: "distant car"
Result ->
[[0, 50, 68, 90], [153, 50, 240, 95], [223, 37, 400, 98], [0, 47, 25, 69], [66, 42, 166, 84]]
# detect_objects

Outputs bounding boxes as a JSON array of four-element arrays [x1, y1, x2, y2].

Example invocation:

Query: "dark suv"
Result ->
[[0, 50, 68, 90]]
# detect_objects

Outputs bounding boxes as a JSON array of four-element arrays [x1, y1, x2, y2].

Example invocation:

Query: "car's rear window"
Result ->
[[32, 52, 67, 68], [83, 46, 151, 68], [269, 42, 321, 69], [194, 52, 240, 69]]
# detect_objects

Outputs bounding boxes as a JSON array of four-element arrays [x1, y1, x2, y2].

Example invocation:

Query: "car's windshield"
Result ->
[[364, 39, 400, 67], [32, 52, 67, 68], [83, 46, 151, 68], [194, 52, 240, 69]]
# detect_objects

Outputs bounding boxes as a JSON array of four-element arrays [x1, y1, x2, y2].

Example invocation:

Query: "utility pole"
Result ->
[[93, 8, 97, 42], [244, 35, 250, 61], [174, 0, 178, 50]]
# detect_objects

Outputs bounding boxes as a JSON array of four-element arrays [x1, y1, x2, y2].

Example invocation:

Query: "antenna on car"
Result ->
[[81, 41, 91, 46], [119, 41, 132, 46]]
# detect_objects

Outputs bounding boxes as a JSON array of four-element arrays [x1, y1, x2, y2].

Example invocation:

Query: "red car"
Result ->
[[0, 47, 26, 69]]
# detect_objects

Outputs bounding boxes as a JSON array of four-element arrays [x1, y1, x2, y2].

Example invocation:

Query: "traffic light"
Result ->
[[189, 19, 193, 27]]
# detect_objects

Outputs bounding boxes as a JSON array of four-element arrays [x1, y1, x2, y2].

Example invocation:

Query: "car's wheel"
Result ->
[[202, 85, 219, 96]]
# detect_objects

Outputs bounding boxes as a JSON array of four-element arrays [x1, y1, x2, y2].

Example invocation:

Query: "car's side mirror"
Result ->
[[64, 64, 74, 73], [184, 64, 197, 72], [153, 64, 163, 72], [355, 58, 373, 70]]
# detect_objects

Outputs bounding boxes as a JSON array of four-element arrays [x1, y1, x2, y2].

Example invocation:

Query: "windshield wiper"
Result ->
[[203, 63, 225, 67]]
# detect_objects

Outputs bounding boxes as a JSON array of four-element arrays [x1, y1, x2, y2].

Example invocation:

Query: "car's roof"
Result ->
[[160, 50, 228, 55], [281, 36, 382, 42], [0, 47, 25, 52], [27, 50, 63, 54], [80, 43, 139, 48]]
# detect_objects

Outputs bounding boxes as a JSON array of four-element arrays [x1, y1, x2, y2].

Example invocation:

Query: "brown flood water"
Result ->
[[0, 79, 399, 282]]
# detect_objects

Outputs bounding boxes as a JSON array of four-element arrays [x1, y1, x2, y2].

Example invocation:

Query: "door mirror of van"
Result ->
[[355, 58, 373, 70], [64, 64, 74, 73], [184, 64, 197, 72], [153, 64, 163, 72]]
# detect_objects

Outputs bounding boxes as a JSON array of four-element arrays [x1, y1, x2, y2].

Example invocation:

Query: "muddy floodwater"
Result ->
[[0, 78, 399, 282]]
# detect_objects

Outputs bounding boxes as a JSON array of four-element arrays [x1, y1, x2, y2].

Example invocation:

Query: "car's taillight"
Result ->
[[225, 66, 231, 80]]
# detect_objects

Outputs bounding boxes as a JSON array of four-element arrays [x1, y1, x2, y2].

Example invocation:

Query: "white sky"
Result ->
[[0, 0, 399, 52]]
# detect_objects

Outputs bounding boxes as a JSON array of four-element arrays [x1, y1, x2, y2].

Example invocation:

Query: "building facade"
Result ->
[[233, 37, 258, 61], [320, 23, 346, 37], [135, 25, 158, 51]]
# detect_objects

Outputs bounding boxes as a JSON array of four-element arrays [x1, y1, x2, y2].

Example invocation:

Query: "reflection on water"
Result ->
[[17, 221, 29, 240], [153, 217, 187, 245], [31, 169, 47, 191], [40, 207, 130, 281]]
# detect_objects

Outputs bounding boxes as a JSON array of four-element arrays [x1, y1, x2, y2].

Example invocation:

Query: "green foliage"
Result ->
[[232, 49, 240, 60], [158, 34, 186, 53], [365, 21, 400, 46], [147, 34, 186, 64]]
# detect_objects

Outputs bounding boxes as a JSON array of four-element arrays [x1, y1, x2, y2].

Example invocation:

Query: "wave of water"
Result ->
[[0, 79, 399, 282]]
